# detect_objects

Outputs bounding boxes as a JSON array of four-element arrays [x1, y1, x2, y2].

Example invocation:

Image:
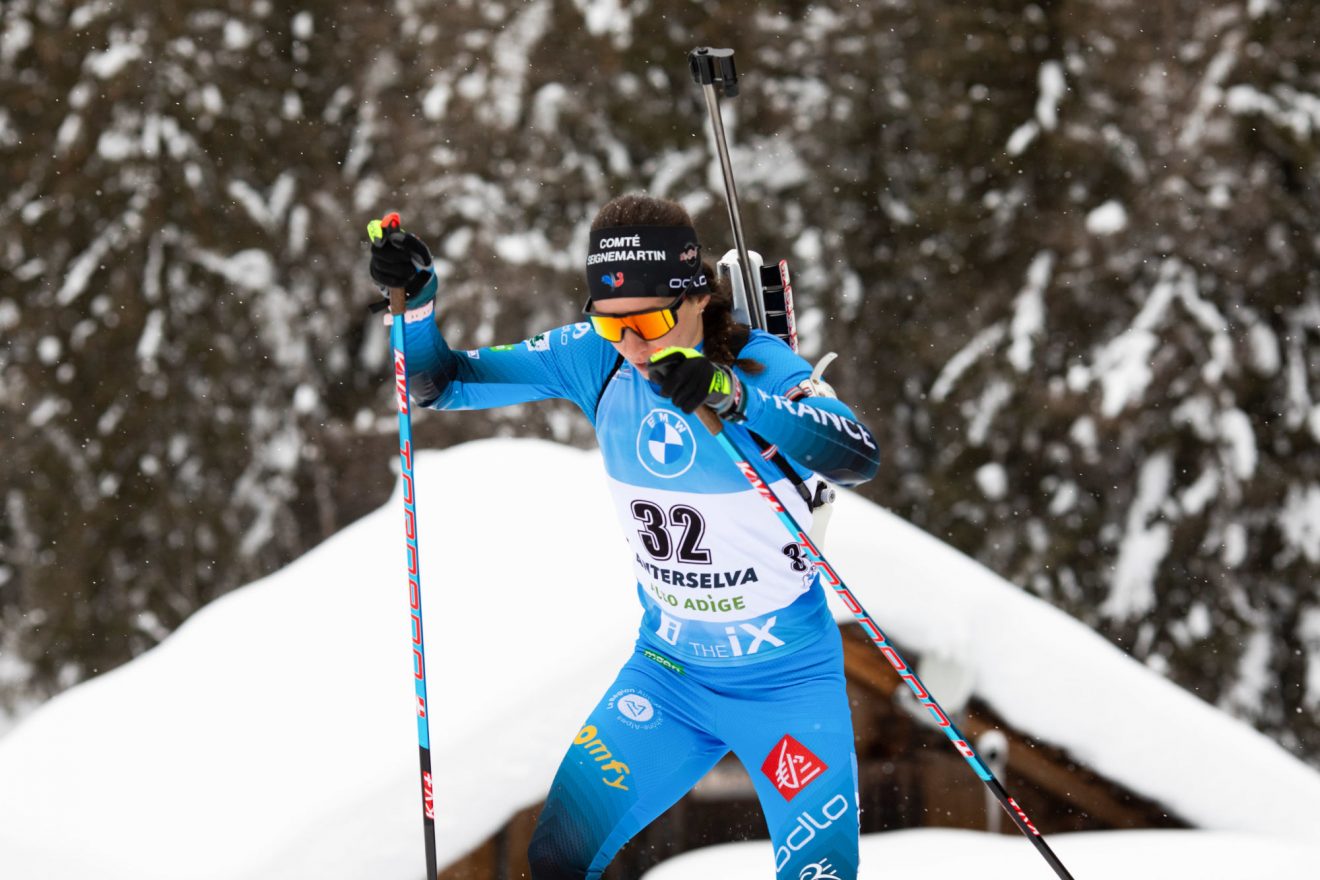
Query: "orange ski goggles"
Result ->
[[584, 292, 687, 342]]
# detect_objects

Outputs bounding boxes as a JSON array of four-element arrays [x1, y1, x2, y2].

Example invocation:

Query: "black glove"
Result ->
[[648, 347, 745, 419], [367, 213, 434, 303]]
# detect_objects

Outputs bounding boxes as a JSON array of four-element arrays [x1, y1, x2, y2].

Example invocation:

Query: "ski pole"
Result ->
[[368, 212, 440, 880], [691, 408, 1076, 879], [689, 46, 766, 332], [686, 42, 1074, 878]]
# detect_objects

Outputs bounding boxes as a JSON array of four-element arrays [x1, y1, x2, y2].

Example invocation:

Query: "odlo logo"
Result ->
[[573, 725, 631, 791], [773, 794, 849, 873], [667, 273, 708, 290]]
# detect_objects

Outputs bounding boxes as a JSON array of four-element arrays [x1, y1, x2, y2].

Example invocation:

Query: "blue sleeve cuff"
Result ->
[[393, 272, 456, 403]]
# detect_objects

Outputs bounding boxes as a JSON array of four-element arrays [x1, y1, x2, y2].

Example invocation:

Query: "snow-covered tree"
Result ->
[[2, 0, 1316, 765]]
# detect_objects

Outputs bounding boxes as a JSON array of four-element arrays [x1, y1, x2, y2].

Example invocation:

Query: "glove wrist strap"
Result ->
[[713, 371, 746, 421], [381, 300, 435, 326]]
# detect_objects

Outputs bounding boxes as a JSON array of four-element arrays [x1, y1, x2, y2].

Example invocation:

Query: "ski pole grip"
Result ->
[[367, 213, 409, 316], [689, 47, 738, 98], [695, 404, 725, 436], [388, 287, 406, 316]]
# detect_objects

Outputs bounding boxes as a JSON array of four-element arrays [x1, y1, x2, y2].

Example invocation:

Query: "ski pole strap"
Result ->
[[747, 429, 817, 510]]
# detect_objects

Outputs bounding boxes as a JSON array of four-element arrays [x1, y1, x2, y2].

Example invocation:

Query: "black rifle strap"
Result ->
[[594, 353, 625, 420]]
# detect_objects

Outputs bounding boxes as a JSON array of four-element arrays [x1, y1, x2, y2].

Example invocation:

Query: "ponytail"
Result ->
[[698, 259, 762, 374]]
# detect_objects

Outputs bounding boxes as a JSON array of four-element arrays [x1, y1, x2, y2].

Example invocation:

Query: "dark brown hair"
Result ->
[[590, 193, 761, 373]]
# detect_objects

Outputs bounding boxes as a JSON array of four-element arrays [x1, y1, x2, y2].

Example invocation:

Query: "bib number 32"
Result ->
[[631, 501, 711, 564]]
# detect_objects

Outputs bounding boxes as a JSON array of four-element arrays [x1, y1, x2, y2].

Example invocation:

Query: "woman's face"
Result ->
[[591, 293, 711, 378]]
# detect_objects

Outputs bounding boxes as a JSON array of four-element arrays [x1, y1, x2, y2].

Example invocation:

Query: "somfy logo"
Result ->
[[573, 725, 631, 791]]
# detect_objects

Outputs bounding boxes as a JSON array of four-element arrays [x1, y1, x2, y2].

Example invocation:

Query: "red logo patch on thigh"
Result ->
[[761, 734, 827, 801]]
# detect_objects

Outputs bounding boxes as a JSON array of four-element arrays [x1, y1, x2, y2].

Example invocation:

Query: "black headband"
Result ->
[[585, 225, 709, 303]]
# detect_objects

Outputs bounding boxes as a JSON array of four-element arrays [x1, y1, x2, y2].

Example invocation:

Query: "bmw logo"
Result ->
[[636, 409, 697, 478]]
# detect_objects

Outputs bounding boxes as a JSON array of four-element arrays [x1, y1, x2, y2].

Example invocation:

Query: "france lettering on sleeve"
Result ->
[[734, 333, 880, 487]]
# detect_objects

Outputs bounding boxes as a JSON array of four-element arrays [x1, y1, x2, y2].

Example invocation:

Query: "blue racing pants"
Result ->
[[528, 627, 859, 880]]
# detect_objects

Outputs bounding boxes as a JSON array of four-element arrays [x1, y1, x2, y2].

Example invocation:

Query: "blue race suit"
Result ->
[[398, 278, 879, 879]]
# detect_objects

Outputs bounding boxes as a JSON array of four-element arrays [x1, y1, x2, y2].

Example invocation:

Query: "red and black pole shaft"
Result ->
[[694, 408, 1076, 879]]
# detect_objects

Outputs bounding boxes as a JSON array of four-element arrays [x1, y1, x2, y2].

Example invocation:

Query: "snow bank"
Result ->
[[0, 440, 638, 880], [822, 486, 1320, 837], [0, 439, 1316, 880], [643, 828, 1320, 879]]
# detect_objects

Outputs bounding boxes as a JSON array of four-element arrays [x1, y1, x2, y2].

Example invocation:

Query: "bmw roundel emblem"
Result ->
[[636, 409, 697, 478]]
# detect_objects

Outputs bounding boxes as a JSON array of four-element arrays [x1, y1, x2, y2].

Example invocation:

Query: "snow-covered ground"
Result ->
[[0, 439, 1316, 880], [643, 828, 1320, 879]]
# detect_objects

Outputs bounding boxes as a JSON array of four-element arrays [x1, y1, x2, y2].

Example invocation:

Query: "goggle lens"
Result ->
[[587, 305, 680, 343]]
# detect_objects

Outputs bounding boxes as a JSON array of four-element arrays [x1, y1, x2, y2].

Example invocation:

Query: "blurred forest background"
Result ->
[[2, 0, 1317, 769]]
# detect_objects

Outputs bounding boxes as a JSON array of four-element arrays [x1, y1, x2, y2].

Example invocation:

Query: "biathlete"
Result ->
[[368, 194, 880, 880]]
